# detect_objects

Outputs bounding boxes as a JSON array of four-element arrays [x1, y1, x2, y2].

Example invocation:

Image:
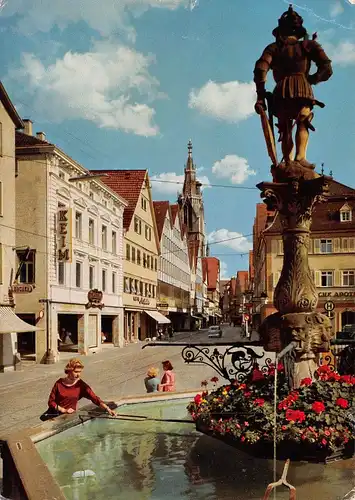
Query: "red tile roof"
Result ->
[[16, 130, 53, 147], [170, 204, 179, 224], [202, 257, 220, 290], [153, 201, 169, 241], [91, 170, 147, 230], [265, 179, 355, 234]]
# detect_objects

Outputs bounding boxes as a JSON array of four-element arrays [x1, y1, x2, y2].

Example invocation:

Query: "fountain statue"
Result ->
[[254, 4, 335, 387]]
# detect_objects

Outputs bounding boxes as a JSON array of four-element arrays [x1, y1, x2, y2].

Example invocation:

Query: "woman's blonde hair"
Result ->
[[147, 367, 159, 378], [65, 358, 84, 374]]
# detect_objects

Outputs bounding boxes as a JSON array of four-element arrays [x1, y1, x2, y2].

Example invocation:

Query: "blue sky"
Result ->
[[1, 0, 355, 278]]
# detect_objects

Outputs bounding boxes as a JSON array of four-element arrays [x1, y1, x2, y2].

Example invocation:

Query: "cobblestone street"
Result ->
[[0, 326, 248, 437]]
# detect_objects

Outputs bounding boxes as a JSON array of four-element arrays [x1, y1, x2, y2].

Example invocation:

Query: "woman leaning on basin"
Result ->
[[40, 358, 116, 421]]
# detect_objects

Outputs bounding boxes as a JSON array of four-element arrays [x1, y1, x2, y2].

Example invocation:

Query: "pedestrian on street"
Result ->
[[158, 360, 176, 392], [40, 358, 116, 421], [144, 367, 160, 393]]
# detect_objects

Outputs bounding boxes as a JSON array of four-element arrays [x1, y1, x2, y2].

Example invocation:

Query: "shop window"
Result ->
[[320, 239, 332, 254], [75, 212, 82, 239], [89, 265, 95, 289], [75, 261, 82, 288], [16, 249, 36, 284], [58, 261, 65, 285], [342, 270, 355, 287], [89, 219, 95, 245], [321, 271, 333, 287]]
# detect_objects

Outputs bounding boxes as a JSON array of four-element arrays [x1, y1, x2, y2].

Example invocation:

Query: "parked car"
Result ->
[[208, 325, 222, 338]]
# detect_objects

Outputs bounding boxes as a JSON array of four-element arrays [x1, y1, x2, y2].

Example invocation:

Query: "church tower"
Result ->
[[178, 140, 207, 322]]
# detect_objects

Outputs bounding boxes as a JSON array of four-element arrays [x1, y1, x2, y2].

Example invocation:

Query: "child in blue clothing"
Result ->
[[144, 367, 160, 393]]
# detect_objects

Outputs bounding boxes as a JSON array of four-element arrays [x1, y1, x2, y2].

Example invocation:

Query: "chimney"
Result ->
[[23, 119, 33, 136], [36, 132, 46, 142]]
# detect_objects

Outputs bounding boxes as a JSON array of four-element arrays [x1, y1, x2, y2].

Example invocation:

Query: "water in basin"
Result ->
[[36, 399, 355, 499]]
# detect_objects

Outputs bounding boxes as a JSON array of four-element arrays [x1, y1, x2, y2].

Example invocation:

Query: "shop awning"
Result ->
[[0, 307, 43, 334], [145, 310, 171, 324]]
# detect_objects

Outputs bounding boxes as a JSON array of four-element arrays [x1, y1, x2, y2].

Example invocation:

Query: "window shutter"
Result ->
[[349, 238, 355, 252], [333, 238, 340, 253], [315, 271, 321, 287], [334, 270, 341, 287], [314, 239, 320, 254], [278, 240, 283, 255]]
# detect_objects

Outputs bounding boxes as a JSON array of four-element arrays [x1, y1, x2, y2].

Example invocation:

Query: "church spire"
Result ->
[[186, 139, 194, 170]]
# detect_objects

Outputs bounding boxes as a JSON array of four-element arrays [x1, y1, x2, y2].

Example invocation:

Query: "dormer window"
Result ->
[[340, 203, 352, 222], [340, 210, 352, 222]]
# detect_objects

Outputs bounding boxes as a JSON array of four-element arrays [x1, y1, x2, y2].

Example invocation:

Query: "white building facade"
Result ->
[[15, 124, 127, 363], [155, 202, 191, 330]]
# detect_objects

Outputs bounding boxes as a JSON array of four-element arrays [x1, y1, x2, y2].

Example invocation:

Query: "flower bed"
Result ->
[[187, 365, 355, 462]]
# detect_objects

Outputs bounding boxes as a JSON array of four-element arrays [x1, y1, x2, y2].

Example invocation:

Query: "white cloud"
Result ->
[[330, 1, 344, 16], [188, 80, 256, 122], [324, 40, 355, 66], [220, 260, 229, 280], [1, 0, 189, 39], [7, 41, 162, 136], [208, 229, 252, 253], [212, 154, 256, 184], [151, 172, 211, 195]]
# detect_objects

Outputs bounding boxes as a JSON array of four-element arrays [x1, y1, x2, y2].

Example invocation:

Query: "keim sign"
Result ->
[[319, 291, 355, 298], [57, 207, 72, 262], [133, 296, 150, 305]]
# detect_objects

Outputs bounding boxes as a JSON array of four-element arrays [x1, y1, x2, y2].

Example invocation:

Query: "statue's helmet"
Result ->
[[272, 4, 307, 39]]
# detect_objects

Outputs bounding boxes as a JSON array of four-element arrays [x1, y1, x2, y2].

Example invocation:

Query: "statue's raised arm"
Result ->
[[253, 4, 333, 181]]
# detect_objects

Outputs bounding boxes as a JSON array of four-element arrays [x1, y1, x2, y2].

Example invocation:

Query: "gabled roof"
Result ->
[[0, 82, 24, 129], [153, 201, 169, 242], [91, 170, 147, 230], [170, 204, 179, 224], [202, 257, 220, 290]]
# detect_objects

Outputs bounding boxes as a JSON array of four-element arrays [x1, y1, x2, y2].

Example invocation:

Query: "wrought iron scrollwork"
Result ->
[[181, 345, 271, 383]]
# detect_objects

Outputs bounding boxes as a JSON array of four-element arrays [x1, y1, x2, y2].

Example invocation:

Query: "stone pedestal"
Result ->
[[258, 176, 335, 387]]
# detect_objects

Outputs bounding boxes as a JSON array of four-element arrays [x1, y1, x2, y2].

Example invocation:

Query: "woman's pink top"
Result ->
[[159, 370, 176, 392], [48, 378, 103, 410]]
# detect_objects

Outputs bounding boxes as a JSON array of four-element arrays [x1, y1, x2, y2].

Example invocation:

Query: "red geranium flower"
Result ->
[[201, 380, 208, 387], [244, 391, 252, 398], [254, 398, 265, 407], [277, 362, 284, 372], [300, 377, 313, 386], [285, 409, 306, 423], [210, 376, 219, 383], [312, 401, 325, 414], [194, 394, 202, 404], [336, 397, 349, 409], [282, 425, 287, 431]]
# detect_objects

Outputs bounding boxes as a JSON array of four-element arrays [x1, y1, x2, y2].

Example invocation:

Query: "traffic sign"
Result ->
[[243, 314, 250, 322], [324, 301, 335, 312]]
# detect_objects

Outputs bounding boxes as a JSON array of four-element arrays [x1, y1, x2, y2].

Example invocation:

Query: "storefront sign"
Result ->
[[319, 291, 355, 298], [86, 289, 104, 310], [157, 303, 169, 309], [11, 284, 34, 294], [57, 207, 72, 262], [133, 296, 150, 305]]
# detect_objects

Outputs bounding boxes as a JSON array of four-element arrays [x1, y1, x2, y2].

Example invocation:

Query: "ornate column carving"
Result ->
[[258, 177, 335, 388]]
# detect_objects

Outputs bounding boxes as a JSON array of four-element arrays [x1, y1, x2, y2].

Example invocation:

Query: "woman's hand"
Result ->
[[107, 408, 116, 417], [66, 408, 75, 414]]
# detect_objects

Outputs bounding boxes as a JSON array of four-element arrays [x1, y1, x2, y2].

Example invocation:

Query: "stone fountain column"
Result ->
[[258, 176, 335, 388]]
